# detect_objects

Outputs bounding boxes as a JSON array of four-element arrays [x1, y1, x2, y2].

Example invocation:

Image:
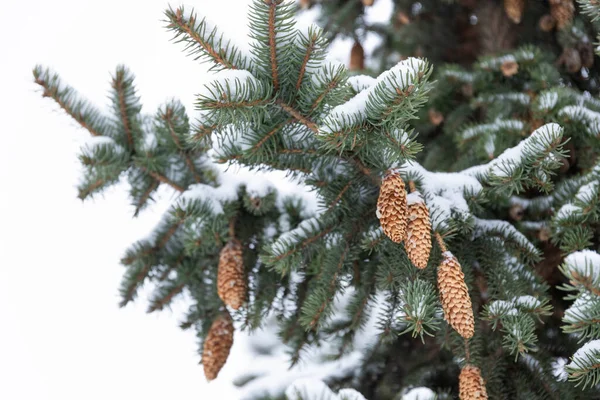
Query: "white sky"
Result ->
[[0, 0, 254, 399]]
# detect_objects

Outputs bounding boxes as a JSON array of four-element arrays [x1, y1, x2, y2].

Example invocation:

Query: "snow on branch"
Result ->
[[478, 47, 536, 70], [285, 379, 366, 400], [472, 218, 540, 261], [460, 119, 524, 141], [198, 69, 271, 108], [559, 105, 600, 136], [401, 162, 482, 229], [464, 123, 564, 191], [319, 58, 428, 137], [347, 75, 376, 93], [561, 250, 600, 295], [565, 340, 600, 388]]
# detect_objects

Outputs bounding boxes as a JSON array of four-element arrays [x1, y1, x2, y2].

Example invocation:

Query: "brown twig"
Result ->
[[276, 100, 318, 132], [35, 78, 103, 137], [163, 108, 202, 183], [296, 32, 316, 91], [138, 166, 185, 193], [267, 1, 280, 91], [113, 72, 135, 151], [408, 180, 417, 193], [147, 283, 186, 313], [173, 9, 238, 69], [434, 232, 448, 253]]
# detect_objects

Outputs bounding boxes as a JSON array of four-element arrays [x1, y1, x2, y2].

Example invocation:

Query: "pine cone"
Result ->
[[561, 47, 582, 74], [406, 193, 432, 269], [377, 171, 408, 243], [350, 41, 365, 71], [501, 60, 519, 77], [437, 253, 475, 339], [428, 109, 444, 126], [203, 312, 234, 381], [217, 239, 246, 309], [539, 14, 555, 32], [578, 42, 595, 68], [504, 0, 525, 24], [459, 365, 488, 400], [550, 0, 574, 30]]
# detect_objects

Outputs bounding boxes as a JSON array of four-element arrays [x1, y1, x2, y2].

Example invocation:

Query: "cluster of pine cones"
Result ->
[[377, 171, 485, 399]]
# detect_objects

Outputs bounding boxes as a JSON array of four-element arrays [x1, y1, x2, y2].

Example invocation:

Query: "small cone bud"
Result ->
[[202, 312, 234, 381], [509, 203, 525, 221], [406, 193, 432, 269], [504, 0, 525, 24], [550, 0, 574, 30], [362, 0, 374, 6], [437, 253, 475, 339], [350, 41, 365, 71], [459, 365, 488, 400], [578, 42, 595, 68], [217, 239, 246, 310], [562, 47, 582, 73], [377, 171, 408, 243], [539, 14, 555, 32], [428, 109, 444, 126], [397, 11, 410, 25], [501, 60, 519, 77]]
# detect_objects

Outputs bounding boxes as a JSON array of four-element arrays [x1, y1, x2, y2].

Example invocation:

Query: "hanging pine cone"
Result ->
[[577, 42, 595, 69], [406, 192, 432, 269], [459, 365, 488, 400], [428, 109, 444, 126], [539, 14, 555, 32], [350, 41, 365, 71], [217, 239, 246, 310], [501, 60, 519, 77], [550, 0, 574, 30], [437, 253, 475, 339], [377, 171, 408, 243], [504, 0, 525, 24], [561, 47, 582, 73], [202, 311, 234, 381]]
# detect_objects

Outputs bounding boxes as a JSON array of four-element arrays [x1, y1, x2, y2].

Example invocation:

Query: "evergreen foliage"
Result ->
[[34, 0, 600, 398]]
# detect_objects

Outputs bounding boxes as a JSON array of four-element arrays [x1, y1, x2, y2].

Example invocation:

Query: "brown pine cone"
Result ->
[[217, 239, 246, 310], [459, 365, 488, 399], [437, 253, 475, 339], [578, 42, 595, 69], [203, 311, 234, 381], [539, 14, 555, 32], [501, 60, 519, 77], [377, 171, 408, 243], [350, 41, 365, 71], [504, 0, 525, 24], [550, 0, 574, 30], [428, 109, 444, 126], [406, 193, 432, 269]]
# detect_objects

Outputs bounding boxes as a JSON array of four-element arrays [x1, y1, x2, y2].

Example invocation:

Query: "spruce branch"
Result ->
[[160, 105, 202, 183], [276, 99, 318, 132], [266, 0, 280, 91], [165, 7, 247, 70], [147, 282, 186, 313], [111, 66, 141, 152], [137, 165, 185, 193], [33, 66, 110, 137]]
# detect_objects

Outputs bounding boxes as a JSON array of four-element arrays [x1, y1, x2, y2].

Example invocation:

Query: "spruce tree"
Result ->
[[34, 0, 600, 398]]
